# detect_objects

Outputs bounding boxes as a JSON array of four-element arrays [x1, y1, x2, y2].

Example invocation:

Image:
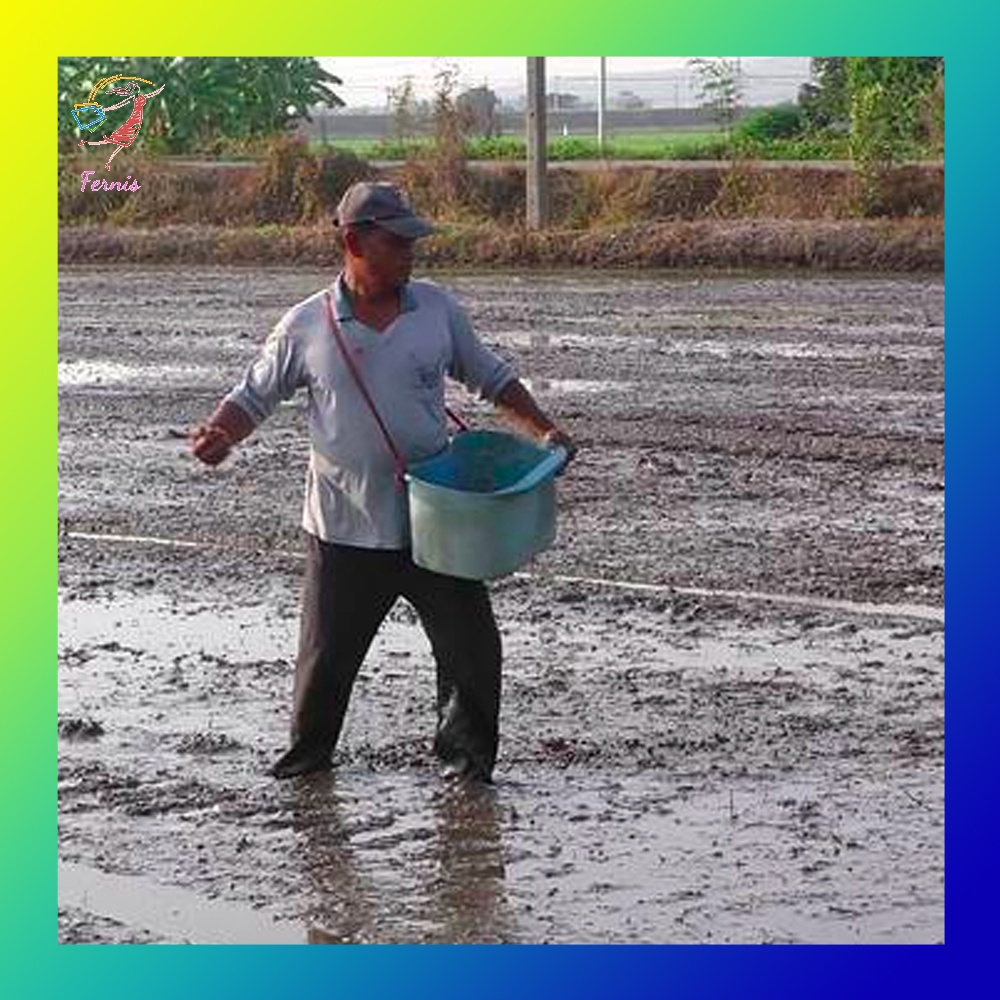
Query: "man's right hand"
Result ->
[[189, 401, 256, 466], [190, 424, 234, 466]]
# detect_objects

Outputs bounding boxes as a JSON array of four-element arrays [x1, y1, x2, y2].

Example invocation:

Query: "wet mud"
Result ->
[[58, 265, 944, 943]]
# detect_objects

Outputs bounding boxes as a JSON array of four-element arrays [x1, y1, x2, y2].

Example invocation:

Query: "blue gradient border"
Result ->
[[943, 45, 994, 972], [34, 945, 956, 994]]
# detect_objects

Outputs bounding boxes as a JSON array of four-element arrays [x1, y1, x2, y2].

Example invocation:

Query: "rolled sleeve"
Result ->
[[224, 321, 303, 425], [445, 297, 517, 401]]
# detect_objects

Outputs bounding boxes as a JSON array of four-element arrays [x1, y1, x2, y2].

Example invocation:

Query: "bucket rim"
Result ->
[[406, 431, 566, 497]]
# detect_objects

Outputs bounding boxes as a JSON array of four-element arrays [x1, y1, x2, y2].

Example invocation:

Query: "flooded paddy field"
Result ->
[[57, 266, 944, 944]]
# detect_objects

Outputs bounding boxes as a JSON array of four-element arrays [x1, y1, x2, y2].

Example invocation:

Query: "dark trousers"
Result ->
[[292, 534, 503, 776]]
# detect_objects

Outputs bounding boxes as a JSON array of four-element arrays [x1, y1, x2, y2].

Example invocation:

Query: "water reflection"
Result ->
[[426, 781, 513, 943], [287, 773, 377, 944], [290, 774, 514, 944]]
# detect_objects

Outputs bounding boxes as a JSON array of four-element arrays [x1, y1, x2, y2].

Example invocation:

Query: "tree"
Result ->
[[847, 57, 942, 146], [432, 64, 465, 152], [797, 58, 851, 131], [689, 58, 743, 138], [840, 58, 944, 214], [386, 75, 422, 144], [59, 57, 343, 152], [798, 57, 943, 136]]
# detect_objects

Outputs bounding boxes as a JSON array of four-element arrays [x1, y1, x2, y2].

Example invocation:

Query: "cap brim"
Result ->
[[376, 215, 435, 239]]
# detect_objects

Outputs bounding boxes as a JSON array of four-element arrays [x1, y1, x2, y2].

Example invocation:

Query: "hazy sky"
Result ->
[[320, 57, 812, 108]]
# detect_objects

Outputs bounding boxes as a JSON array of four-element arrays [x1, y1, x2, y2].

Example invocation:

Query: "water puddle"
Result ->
[[58, 589, 298, 661], [661, 338, 940, 362], [491, 329, 656, 351], [520, 377, 632, 395], [489, 323, 939, 364], [59, 861, 304, 944], [58, 359, 217, 389]]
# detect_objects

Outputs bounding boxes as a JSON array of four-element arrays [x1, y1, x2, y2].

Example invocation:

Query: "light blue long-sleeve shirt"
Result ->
[[225, 274, 516, 548]]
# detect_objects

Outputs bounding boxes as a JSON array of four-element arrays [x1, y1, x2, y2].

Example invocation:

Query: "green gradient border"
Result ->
[[9, 1, 986, 993]]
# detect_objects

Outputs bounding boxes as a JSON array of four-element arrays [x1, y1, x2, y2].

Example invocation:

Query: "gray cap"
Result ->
[[334, 182, 434, 239]]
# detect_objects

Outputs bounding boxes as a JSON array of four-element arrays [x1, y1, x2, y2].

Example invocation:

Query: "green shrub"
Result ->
[[549, 136, 601, 160], [736, 105, 806, 142], [733, 134, 851, 161], [466, 135, 525, 160], [665, 136, 733, 160], [369, 137, 425, 161]]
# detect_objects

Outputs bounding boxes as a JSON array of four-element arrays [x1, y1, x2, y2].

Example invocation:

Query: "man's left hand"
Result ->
[[544, 428, 578, 466]]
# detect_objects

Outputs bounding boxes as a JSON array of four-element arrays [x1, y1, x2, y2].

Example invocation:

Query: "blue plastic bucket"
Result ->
[[406, 430, 567, 580]]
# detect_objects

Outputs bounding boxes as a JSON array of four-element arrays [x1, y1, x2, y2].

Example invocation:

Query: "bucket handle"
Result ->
[[493, 445, 568, 496]]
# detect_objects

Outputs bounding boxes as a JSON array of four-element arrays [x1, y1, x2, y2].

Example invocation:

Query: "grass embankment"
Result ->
[[59, 218, 942, 272], [59, 146, 944, 271]]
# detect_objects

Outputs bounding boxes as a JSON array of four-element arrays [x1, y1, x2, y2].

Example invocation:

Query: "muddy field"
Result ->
[[57, 265, 944, 944]]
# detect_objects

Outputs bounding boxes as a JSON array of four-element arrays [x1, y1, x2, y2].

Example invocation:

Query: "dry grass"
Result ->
[[60, 148, 943, 271], [59, 217, 943, 272], [62, 152, 943, 227]]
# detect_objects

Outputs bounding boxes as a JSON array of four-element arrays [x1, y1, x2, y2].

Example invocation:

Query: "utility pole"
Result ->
[[597, 57, 607, 155], [526, 57, 548, 229]]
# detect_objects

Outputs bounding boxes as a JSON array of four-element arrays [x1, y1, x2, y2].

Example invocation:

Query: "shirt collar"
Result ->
[[332, 272, 418, 321]]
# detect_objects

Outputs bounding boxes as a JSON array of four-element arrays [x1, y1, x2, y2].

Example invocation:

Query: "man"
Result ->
[[191, 181, 575, 782]]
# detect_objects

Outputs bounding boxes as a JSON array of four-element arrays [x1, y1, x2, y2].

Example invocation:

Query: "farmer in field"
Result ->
[[191, 181, 575, 781]]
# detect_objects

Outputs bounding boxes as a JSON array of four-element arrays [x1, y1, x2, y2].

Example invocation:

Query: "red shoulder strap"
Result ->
[[325, 292, 408, 487]]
